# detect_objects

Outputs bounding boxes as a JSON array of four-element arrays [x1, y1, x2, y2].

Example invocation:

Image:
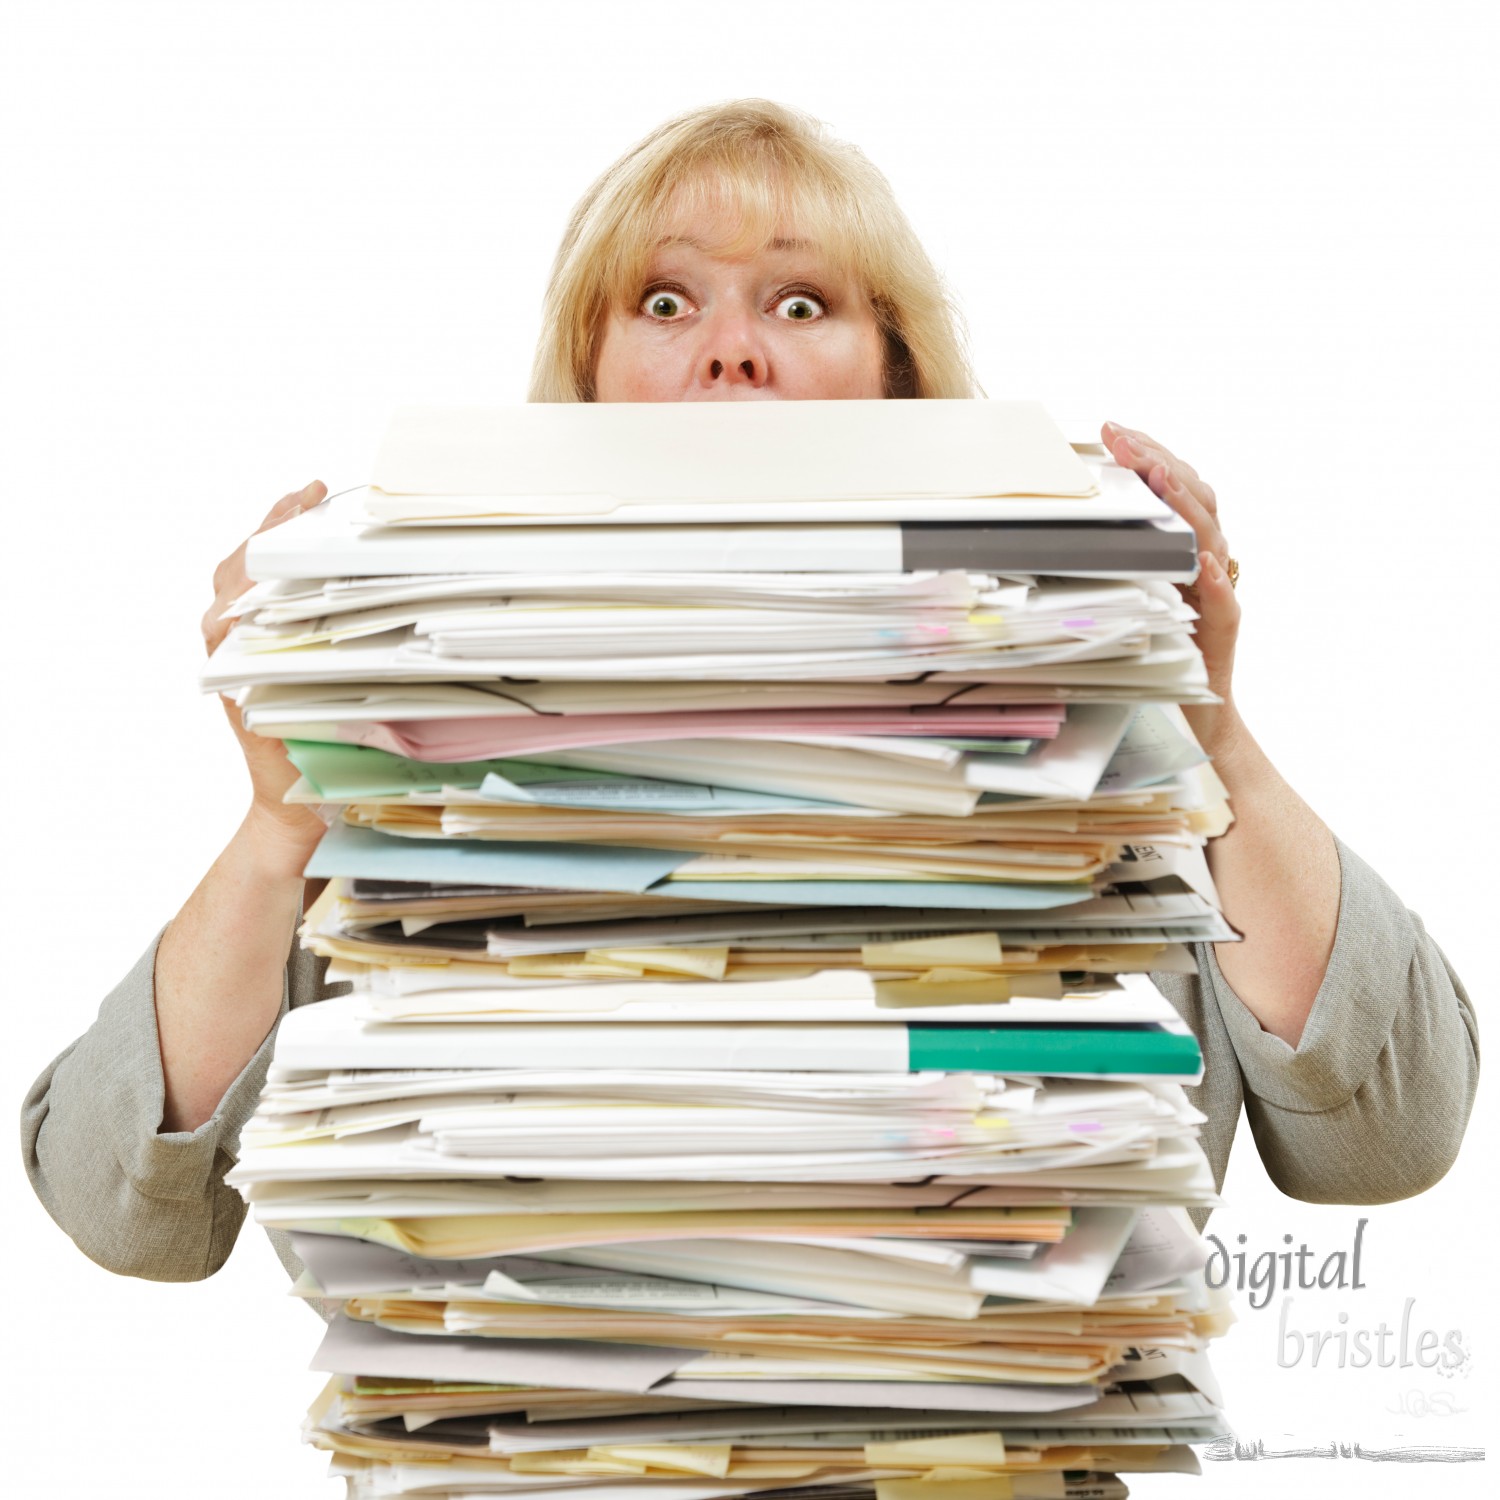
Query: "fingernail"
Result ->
[[1121, 435, 1141, 455], [1203, 553, 1222, 580], [301, 479, 322, 496], [287, 505, 303, 521], [1165, 468, 1184, 495]]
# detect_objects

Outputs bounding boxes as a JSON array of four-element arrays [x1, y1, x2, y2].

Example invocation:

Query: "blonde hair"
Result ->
[[528, 99, 976, 402]]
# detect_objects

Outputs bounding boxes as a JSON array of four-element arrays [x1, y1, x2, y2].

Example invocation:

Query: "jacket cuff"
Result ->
[[1202, 835, 1415, 1112], [100, 926, 289, 1203]]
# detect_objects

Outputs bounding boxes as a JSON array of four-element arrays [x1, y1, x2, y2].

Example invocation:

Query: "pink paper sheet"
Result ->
[[339, 704, 1068, 763]]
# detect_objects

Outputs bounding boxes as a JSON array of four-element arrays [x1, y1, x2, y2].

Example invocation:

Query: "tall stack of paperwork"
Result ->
[[212, 401, 1235, 1500]]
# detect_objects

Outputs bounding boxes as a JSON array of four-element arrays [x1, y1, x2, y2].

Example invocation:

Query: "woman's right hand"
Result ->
[[201, 480, 329, 870]]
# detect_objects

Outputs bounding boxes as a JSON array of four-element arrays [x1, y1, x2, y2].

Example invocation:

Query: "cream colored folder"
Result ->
[[368, 400, 1101, 520]]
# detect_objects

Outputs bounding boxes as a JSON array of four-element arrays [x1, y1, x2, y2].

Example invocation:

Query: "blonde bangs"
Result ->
[[530, 100, 976, 403], [600, 159, 873, 309]]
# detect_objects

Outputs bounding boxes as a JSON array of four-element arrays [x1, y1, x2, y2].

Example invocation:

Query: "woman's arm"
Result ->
[[1206, 835, 1478, 1203], [155, 479, 332, 1130], [1187, 705, 1340, 1048], [1109, 422, 1478, 1202], [153, 809, 319, 1132], [1103, 423, 1338, 1046], [21, 481, 335, 1278], [21, 912, 333, 1280]]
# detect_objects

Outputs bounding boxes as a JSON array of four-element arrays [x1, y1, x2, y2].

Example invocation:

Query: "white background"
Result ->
[[2, 1, 1496, 1494]]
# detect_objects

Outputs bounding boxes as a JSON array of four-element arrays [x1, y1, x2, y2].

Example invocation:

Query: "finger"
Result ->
[[203, 565, 257, 649], [205, 541, 253, 651], [1135, 440, 1216, 515], [1106, 427, 1219, 518], [257, 479, 325, 533], [1104, 421, 1199, 476], [1152, 468, 1224, 552], [1102, 420, 1206, 486], [1147, 445, 1217, 514], [216, 483, 321, 594], [1195, 552, 1242, 646], [258, 488, 307, 529], [1106, 426, 1179, 482], [202, 571, 253, 649], [207, 483, 324, 651], [1146, 461, 1228, 560], [1198, 549, 1239, 605], [1190, 550, 1241, 692], [257, 502, 303, 537]]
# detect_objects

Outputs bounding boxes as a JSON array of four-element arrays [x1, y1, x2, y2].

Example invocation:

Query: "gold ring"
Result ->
[[1226, 557, 1240, 589]]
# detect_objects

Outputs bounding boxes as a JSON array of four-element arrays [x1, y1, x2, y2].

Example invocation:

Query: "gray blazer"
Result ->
[[20, 837, 1479, 1282]]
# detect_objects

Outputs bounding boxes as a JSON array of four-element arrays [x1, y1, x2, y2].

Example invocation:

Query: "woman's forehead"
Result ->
[[591, 164, 873, 311], [651, 227, 824, 262], [637, 175, 861, 271]]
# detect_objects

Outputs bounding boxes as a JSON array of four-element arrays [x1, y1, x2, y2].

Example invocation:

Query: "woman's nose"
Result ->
[[710, 357, 759, 382], [696, 313, 768, 389]]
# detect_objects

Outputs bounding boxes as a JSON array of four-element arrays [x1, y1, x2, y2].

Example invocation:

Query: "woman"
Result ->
[[22, 100, 1478, 1282]]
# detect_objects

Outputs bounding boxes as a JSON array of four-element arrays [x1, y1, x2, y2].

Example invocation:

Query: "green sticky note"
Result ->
[[285, 741, 660, 800], [926, 738, 1035, 754], [908, 1024, 1204, 1075], [284, 740, 502, 796]]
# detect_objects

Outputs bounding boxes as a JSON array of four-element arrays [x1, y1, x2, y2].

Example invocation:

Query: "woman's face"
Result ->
[[593, 204, 887, 402]]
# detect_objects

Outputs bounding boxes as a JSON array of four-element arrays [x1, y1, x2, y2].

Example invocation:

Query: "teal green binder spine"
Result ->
[[907, 1024, 1203, 1075]]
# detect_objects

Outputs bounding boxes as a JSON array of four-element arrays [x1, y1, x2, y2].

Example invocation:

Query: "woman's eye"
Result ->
[[774, 292, 826, 322], [642, 290, 690, 319]]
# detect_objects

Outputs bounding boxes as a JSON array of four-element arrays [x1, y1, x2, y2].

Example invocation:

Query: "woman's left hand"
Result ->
[[1101, 420, 1240, 707]]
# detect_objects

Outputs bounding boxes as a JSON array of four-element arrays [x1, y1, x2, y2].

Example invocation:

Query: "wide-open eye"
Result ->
[[641, 288, 693, 320], [772, 290, 827, 322]]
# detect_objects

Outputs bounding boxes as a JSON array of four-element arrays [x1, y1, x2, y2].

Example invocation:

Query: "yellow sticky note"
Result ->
[[917, 967, 1011, 984], [590, 1445, 732, 1477], [510, 954, 645, 979], [863, 933, 1004, 968], [875, 978, 1011, 1007], [865, 1435, 1009, 1468], [589, 946, 730, 979], [877, 1479, 1013, 1500], [512, 1449, 638, 1474]]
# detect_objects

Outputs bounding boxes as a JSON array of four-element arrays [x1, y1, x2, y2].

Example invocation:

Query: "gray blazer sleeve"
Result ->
[[19, 924, 331, 1282], [1199, 835, 1479, 1204]]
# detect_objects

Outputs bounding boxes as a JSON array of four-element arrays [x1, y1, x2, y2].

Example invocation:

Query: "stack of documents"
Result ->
[[217, 401, 1235, 1499]]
